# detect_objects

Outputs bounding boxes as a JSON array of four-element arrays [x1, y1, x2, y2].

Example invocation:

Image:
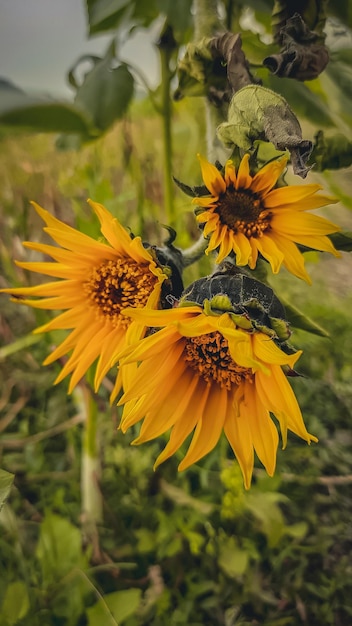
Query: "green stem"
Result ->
[[75, 384, 103, 527], [158, 26, 176, 226], [193, 0, 228, 161], [182, 234, 209, 267]]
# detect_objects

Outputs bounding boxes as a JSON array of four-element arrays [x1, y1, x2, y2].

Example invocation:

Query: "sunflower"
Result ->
[[193, 153, 340, 283], [118, 303, 317, 489], [1, 200, 168, 396]]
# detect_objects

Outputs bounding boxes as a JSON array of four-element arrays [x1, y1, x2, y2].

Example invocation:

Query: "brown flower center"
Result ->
[[184, 331, 253, 390], [216, 186, 271, 237], [84, 258, 158, 328]]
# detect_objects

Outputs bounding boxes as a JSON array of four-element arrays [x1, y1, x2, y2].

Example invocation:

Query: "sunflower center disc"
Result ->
[[184, 331, 253, 389], [217, 187, 271, 237], [84, 258, 157, 327]]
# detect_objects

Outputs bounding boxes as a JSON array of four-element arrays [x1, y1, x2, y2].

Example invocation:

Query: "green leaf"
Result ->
[[0, 469, 14, 511], [0, 79, 94, 134], [73, 43, 134, 132], [36, 513, 88, 586], [282, 299, 329, 337], [157, 0, 194, 41], [0, 333, 42, 359], [310, 131, 352, 171], [87, 588, 142, 625], [1, 581, 30, 625], [329, 231, 352, 252], [218, 537, 249, 577], [86, 0, 158, 35], [323, 53, 352, 126], [265, 74, 335, 128], [160, 478, 214, 515]]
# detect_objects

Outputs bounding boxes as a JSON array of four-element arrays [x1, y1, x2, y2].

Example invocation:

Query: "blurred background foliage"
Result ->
[[1, 1, 352, 625]]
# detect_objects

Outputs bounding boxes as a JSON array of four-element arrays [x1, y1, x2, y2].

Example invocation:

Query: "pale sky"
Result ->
[[0, 0, 159, 99]]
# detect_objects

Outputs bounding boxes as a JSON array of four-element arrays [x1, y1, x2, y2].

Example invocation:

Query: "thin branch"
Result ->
[[1, 413, 84, 448]]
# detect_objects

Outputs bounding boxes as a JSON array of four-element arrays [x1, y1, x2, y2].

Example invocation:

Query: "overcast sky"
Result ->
[[0, 0, 159, 99]]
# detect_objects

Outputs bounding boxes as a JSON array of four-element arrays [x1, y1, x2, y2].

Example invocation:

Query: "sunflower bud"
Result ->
[[180, 269, 292, 343]]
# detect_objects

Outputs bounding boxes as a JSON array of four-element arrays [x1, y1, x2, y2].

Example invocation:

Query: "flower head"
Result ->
[[193, 153, 340, 283], [1, 200, 169, 397], [118, 287, 317, 489]]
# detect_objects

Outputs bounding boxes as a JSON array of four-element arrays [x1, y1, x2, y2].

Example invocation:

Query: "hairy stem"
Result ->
[[193, 0, 228, 162]]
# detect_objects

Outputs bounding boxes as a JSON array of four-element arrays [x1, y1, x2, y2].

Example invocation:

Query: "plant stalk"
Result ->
[[157, 25, 176, 226], [193, 0, 228, 162], [75, 384, 103, 528]]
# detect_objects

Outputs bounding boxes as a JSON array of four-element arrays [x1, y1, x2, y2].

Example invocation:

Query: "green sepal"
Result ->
[[228, 313, 254, 331], [329, 232, 352, 252], [173, 176, 208, 198], [270, 317, 292, 341], [282, 299, 329, 338], [205, 294, 233, 313]]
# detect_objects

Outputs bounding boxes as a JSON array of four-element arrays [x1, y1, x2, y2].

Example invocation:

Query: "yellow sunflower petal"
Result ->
[[216, 231, 235, 263], [43, 226, 116, 257], [121, 356, 187, 430], [15, 260, 76, 279], [248, 238, 259, 269], [119, 339, 186, 402], [263, 184, 324, 208], [154, 379, 211, 468], [118, 328, 181, 366], [243, 381, 278, 477], [285, 234, 340, 256], [224, 160, 237, 186], [250, 158, 287, 196], [35, 305, 91, 333], [252, 333, 301, 369], [121, 305, 202, 327], [256, 367, 317, 447], [206, 224, 228, 254], [235, 154, 251, 190], [55, 324, 111, 392], [197, 154, 226, 196], [94, 330, 127, 390], [252, 234, 284, 274], [178, 385, 228, 470], [268, 231, 312, 284], [224, 396, 254, 490], [203, 214, 219, 238], [193, 197, 217, 208], [4, 279, 80, 298], [134, 372, 199, 443], [272, 211, 339, 237], [13, 294, 80, 310], [230, 231, 253, 266], [88, 199, 134, 251], [21, 241, 78, 264], [42, 328, 83, 365]]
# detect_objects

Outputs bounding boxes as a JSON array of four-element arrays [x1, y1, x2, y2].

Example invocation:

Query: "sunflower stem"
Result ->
[[193, 0, 228, 162], [182, 234, 209, 267], [157, 24, 176, 226], [74, 384, 103, 531]]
